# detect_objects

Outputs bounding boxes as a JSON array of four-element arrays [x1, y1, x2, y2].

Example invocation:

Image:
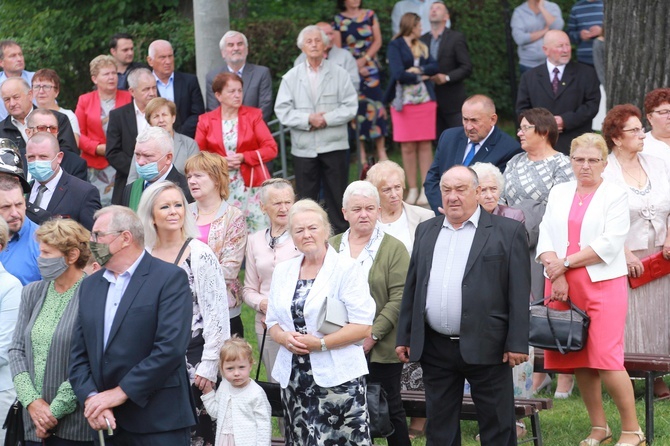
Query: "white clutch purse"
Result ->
[[316, 296, 349, 334]]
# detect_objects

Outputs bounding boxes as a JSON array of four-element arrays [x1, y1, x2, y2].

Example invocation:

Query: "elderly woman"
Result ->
[[75, 55, 132, 206], [243, 178, 299, 381], [196, 72, 278, 233], [127, 97, 199, 183], [137, 181, 230, 446], [266, 199, 375, 445], [504, 107, 574, 397], [275, 25, 358, 234], [472, 162, 526, 222], [9, 219, 92, 445], [330, 181, 411, 446], [385, 13, 439, 206], [0, 218, 21, 445], [334, 0, 388, 166], [537, 133, 644, 446], [643, 88, 670, 169], [601, 104, 670, 398], [365, 160, 433, 254], [32, 69, 80, 146], [185, 151, 247, 338]]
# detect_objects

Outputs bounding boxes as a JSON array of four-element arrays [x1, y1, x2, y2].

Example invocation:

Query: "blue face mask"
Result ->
[[135, 154, 167, 182], [28, 155, 58, 182]]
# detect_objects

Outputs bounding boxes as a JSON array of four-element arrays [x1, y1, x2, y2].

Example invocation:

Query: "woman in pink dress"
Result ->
[[536, 133, 645, 446]]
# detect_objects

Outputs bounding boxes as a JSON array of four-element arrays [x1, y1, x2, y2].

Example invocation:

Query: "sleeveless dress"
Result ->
[[280, 279, 371, 446], [334, 10, 388, 142], [544, 193, 627, 371]]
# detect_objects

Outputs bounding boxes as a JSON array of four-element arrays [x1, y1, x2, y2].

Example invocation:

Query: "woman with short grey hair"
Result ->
[[471, 162, 525, 222]]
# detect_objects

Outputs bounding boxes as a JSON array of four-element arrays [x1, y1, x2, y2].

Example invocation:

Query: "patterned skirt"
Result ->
[[281, 353, 371, 446]]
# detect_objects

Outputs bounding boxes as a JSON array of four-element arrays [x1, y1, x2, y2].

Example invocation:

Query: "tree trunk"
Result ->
[[193, 0, 230, 94], [605, 0, 669, 111]]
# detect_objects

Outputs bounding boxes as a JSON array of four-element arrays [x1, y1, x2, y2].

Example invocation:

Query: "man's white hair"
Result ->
[[135, 126, 174, 155], [219, 31, 248, 51], [147, 39, 172, 59], [296, 25, 330, 50]]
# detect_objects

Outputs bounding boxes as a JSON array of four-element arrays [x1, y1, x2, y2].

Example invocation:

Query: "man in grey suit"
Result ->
[[205, 31, 273, 121], [396, 165, 530, 445]]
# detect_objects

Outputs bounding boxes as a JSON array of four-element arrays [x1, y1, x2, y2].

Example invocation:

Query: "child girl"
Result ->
[[201, 336, 272, 446]]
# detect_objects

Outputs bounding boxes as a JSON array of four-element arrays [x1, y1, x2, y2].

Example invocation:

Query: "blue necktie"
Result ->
[[463, 142, 477, 166]]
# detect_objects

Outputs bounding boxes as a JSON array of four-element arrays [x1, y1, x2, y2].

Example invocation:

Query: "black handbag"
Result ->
[[2, 398, 24, 446], [256, 328, 283, 418], [366, 381, 394, 438], [529, 297, 590, 354]]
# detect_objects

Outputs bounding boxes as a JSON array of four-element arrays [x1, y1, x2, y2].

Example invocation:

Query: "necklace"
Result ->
[[197, 206, 218, 216], [620, 163, 645, 188], [576, 190, 595, 206]]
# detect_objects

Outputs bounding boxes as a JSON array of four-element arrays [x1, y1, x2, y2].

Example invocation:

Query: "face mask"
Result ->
[[37, 256, 69, 281], [28, 155, 57, 182], [89, 241, 114, 267], [135, 154, 167, 182]]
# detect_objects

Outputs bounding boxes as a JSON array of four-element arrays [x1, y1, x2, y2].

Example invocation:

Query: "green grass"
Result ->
[[241, 304, 670, 445]]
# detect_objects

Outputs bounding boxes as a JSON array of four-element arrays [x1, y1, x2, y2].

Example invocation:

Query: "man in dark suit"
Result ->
[[69, 205, 196, 445], [421, 1, 472, 137], [396, 165, 530, 445], [516, 29, 600, 155], [205, 31, 273, 122], [147, 40, 204, 138], [121, 126, 192, 210], [106, 68, 157, 205], [109, 33, 148, 90], [25, 132, 100, 230], [424, 94, 521, 214], [0, 80, 85, 180]]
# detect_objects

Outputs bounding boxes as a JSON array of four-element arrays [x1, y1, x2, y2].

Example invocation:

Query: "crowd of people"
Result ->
[[0, 0, 667, 445]]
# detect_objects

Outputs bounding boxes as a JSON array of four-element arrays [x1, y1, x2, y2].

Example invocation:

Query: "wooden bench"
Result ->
[[534, 351, 670, 445], [401, 389, 553, 446]]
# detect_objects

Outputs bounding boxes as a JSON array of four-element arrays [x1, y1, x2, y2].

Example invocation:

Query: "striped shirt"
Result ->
[[567, 0, 604, 65]]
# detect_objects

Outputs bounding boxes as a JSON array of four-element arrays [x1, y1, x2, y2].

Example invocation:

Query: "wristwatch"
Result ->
[[371, 334, 379, 341], [320, 338, 328, 351], [563, 258, 571, 269]]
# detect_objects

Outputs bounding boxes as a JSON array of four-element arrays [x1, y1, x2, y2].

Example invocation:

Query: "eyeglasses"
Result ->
[[621, 127, 645, 135], [650, 109, 670, 117], [32, 84, 55, 92], [91, 230, 122, 242], [27, 125, 58, 134], [570, 157, 602, 165], [517, 125, 535, 133]]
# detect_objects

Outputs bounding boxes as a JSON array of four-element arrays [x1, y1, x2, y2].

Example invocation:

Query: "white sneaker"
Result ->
[[406, 188, 418, 204]]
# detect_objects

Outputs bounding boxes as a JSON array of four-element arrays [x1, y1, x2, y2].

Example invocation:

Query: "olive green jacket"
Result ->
[[329, 232, 410, 363]]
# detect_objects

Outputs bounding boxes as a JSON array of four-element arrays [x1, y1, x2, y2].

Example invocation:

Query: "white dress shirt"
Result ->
[[133, 100, 150, 135]]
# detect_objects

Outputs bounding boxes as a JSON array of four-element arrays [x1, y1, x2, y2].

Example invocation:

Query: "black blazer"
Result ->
[[169, 71, 205, 139], [120, 165, 193, 207], [396, 209, 530, 364], [423, 126, 522, 214], [69, 253, 197, 435], [0, 109, 86, 181], [26, 170, 101, 230], [420, 29, 472, 115], [105, 102, 137, 205], [516, 61, 600, 154]]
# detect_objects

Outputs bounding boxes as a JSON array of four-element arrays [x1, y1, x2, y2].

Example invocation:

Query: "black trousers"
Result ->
[[368, 362, 411, 446], [420, 326, 516, 446], [292, 150, 349, 234], [94, 426, 190, 446]]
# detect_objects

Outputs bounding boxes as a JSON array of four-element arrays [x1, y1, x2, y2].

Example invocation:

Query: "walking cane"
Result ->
[[97, 417, 113, 445]]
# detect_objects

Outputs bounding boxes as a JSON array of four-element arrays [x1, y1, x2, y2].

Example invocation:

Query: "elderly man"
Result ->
[[294, 22, 359, 91], [0, 173, 40, 285], [69, 205, 196, 445], [109, 33, 147, 90], [516, 30, 600, 155], [106, 68, 157, 205], [396, 165, 530, 445], [0, 78, 79, 157], [0, 40, 34, 121], [275, 25, 357, 233], [121, 126, 192, 210], [146, 40, 204, 138], [25, 132, 100, 230], [205, 31, 273, 121], [424, 95, 521, 214], [421, 1, 472, 136]]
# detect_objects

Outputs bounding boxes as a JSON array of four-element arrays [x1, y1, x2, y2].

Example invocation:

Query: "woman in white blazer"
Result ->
[[536, 133, 644, 446], [266, 199, 375, 446]]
